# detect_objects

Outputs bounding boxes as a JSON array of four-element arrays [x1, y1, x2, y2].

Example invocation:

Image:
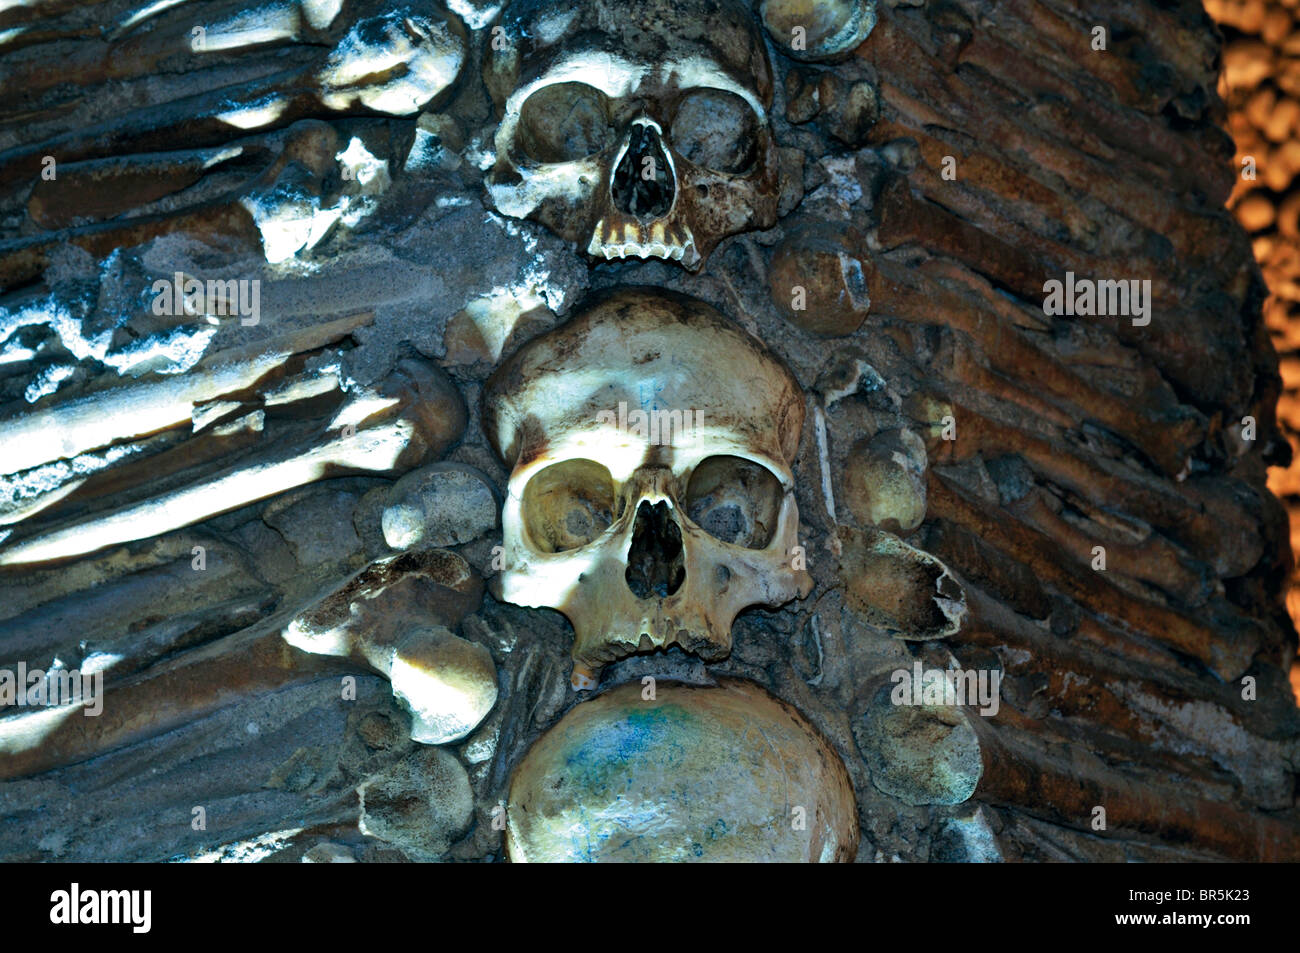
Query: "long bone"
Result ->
[[0, 623, 345, 782], [0, 548, 486, 780], [0, 0, 337, 115], [25, 131, 294, 231], [0, 119, 340, 290], [0, 5, 465, 193], [0, 357, 465, 567], [0, 10, 462, 288], [0, 310, 374, 500], [1, 362, 348, 530]]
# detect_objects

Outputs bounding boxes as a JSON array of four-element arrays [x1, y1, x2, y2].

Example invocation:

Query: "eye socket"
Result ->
[[517, 82, 615, 163], [670, 89, 760, 174], [684, 455, 783, 549], [521, 459, 616, 553]]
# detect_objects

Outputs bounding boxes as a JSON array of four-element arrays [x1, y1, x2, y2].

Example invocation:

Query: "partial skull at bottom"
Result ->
[[506, 678, 859, 862], [484, 288, 812, 687]]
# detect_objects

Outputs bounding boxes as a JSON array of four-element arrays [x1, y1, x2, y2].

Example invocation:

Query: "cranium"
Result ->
[[484, 288, 812, 687], [483, 0, 779, 270]]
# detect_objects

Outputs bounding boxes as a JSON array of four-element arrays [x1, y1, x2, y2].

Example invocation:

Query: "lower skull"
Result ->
[[506, 678, 859, 862]]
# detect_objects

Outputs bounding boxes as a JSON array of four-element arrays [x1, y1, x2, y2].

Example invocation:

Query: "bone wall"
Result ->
[[0, 0, 1297, 863]]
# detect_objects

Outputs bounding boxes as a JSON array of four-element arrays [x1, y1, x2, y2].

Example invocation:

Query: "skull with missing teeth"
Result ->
[[485, 288, 812, 687], [484, 0, 779, 269]]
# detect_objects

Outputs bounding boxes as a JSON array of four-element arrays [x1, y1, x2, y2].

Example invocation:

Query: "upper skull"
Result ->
[[484, 0, 780, 270], [485, 288, 812, 687]]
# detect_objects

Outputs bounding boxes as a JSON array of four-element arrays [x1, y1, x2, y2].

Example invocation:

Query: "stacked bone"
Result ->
[[0, 0, 468, 283], [0, 0, 1297, 865], [1207, 0, 1300, 698], [0, 0, 591, 862], [819, 0, 1300, 860]]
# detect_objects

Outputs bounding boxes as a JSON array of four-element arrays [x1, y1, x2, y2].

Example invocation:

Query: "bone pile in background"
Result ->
[[1209, 0, 1300, 698]]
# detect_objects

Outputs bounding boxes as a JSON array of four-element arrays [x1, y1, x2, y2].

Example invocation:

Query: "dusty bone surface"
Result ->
[[484, 287, 815, 681], [0, 0, 1297, 864]]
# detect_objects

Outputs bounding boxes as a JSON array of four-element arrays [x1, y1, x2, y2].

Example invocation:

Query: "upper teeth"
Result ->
[[599, 240, 688, 261], [587, 220, 696, 263]]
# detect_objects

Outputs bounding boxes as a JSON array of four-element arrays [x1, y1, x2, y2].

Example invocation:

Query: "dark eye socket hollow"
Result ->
[[521, 459, 616, 553], [684, 455, 783, 549], [670, 88, 759, 174], [517, 82, 615, 163]]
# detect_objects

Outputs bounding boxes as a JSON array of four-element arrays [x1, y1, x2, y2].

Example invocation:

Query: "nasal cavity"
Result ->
[[625, 500, 686, 599], [611, 124, 675, 222]]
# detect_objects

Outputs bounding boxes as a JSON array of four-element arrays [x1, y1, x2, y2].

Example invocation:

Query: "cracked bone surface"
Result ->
[[485, 288, 812, 686], [283, 549, 496, 745], [507, 678, 858, 862], [483, 0, 779, 269]]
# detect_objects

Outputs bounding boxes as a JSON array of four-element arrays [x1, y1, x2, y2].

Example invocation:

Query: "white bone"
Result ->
[[485, 288, 813, 681]]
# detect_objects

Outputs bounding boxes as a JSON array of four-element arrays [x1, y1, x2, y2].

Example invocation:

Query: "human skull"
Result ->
[[483, 0, 780, 270], [484, 288, 812, 687]]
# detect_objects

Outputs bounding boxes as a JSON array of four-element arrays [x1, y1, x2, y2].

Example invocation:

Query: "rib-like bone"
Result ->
[[0, 119, 342, 290], [0, 311, 371, 479], [0, 623, 344, 782], [0, 358, 465, 566], [0, 5, 465, 193]]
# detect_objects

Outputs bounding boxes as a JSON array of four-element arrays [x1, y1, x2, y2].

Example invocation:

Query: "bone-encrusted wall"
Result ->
[[0, 0, 1297, 863]]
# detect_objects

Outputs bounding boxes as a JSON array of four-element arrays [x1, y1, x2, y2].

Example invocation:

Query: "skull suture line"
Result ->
[[485, 288, 812, 688], [484, 0, 780, 270]]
